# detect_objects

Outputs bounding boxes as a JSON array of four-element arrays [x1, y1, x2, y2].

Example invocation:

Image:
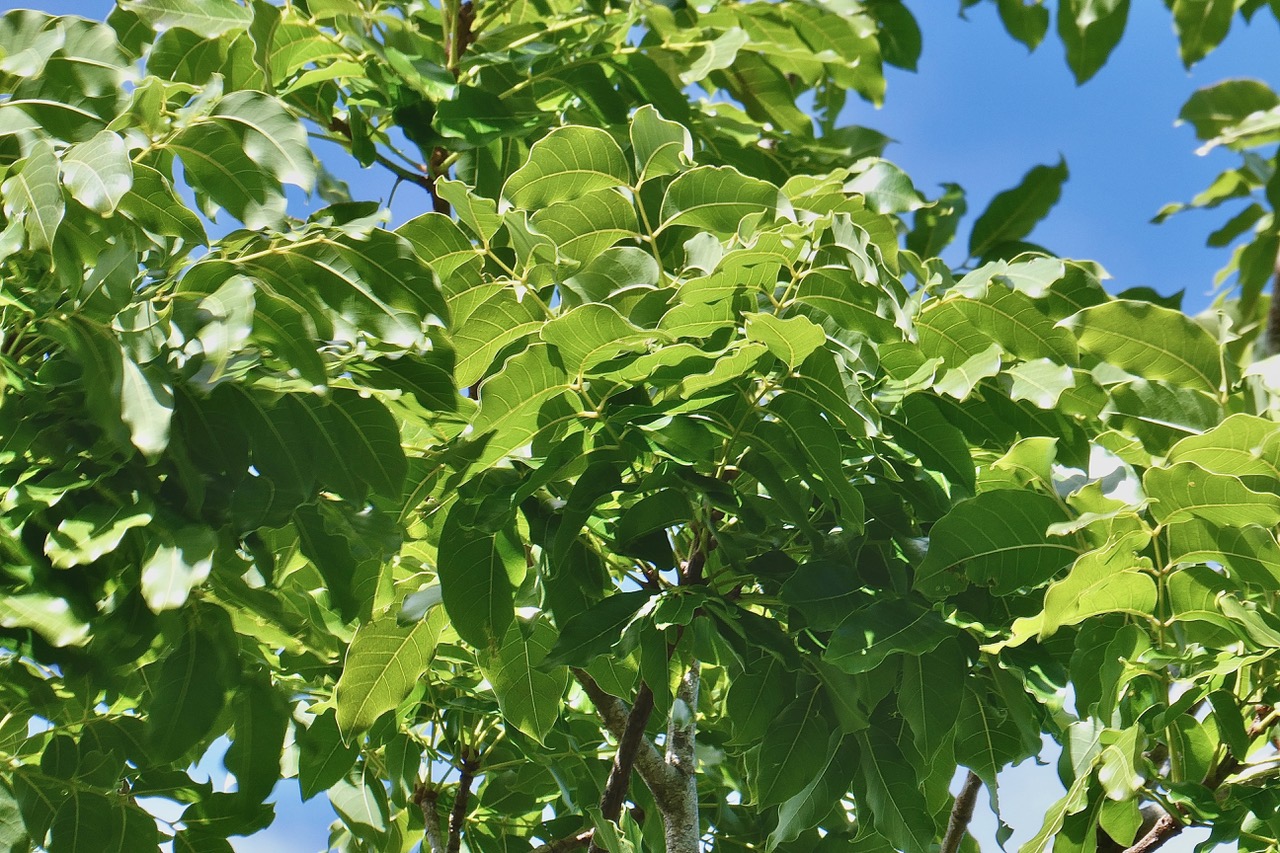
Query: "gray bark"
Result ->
[[663, 661, 700, 853]]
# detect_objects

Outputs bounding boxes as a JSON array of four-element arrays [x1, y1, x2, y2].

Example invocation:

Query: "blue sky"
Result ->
[[19, 0, 1280, 850]]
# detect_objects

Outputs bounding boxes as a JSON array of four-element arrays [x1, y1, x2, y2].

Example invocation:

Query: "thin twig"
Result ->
[[531, 830, 594, 853], [941, 771, 982, 853], [589, 682, 656, 853]]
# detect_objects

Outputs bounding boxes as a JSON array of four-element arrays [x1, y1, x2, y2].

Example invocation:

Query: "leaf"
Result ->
[[543, 591, 652, 668], [844, 159, 924, 214], [629, 104, 691, 183], [968, 158, 1067, 259], [781, 560, 864, 631], [1166, 519, 1280, 588], [1179, 79, 1280, 141], [224, 680, 289, 803], [1172, 0, 1234, 67], [659, 165, 780, 233], [1034, 535, 1158, 638], [316, 390, 407, 501], [898, 638, 966, 759], [767, 736, 857, 850], [1065, 299, 1224, 392], [61, 130, 131, 215], [754, 690, 830, 806], [1007, 358, 1076, 408], [44, 503, 153, 569], [0, 593, 90, 647], [529, 188, 639, 266], [297, 710, 358, 801], [1057, 0, 1131, 85], [502, 126, 629, 209], [335, 605, 446, 738], [743, 313, 825, 369], [1144, 461, 1280, 527], [469, 344, 573, 473], [1166, 413, 1280, 478], [1, 136, 62, 252], [915, 489, 1077, 597], [213, 90, 315, 191], [328, 769, 389, 845], [996, 0, 1051, 50], [480, 620, 569, 744], [119, 0, 251, 37], [119, 163, 207, 245], [171, 121, 285, 229], [140, 525, 216, 612], [825, 598, 950, 675], [856, 728, 936, 853], [1019, 772, 1091, 853], [48, 793, 158, 853], [436, 521, 522, 651], [397, 212, 483, 293], [886, 394, 976, 492], [148, 618, 229, 763], [541, 304, 656, 374]]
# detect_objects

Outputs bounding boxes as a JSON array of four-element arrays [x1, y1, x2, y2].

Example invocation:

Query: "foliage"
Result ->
[[0, 1, 1279, 852]]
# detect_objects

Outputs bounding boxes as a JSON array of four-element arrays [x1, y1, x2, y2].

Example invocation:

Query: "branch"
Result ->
[[412, 784, 447, 853], [531, 830, 594, 853], [663, 661, 700, 853], [447, 753, 478, 853], [1123, 814, 1182, 853], [940, 771, 982, 853], [589, 682, 656, 853], [571, 669, 684, 813]]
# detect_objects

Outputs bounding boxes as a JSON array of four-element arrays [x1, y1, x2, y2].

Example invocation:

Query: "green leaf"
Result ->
[[781, 559, 864, 631], [541, 304, 657, 374], [825, 598, 950, 675], [502, 126, 629, 209], [213, 90, 315, 191], [437, 522, 522, 651], [328, 769, 390, 845], [61, 130, 131, 215], [148, 618, 230, 763], [1166, 519, 1280, 588], [48, 793, 158, 853], [335, 605, 446, 738], [1032, 534, 1158, 638], [767, 735, 857, 850], [1065, 299, 1224, 392], [0, 593, 90, 647], [119, 163, 207, 245], [451, 285, 545, 388], [659, 165, 781, 233], [1007, 358, 1076, 408], [1144, 461, 1280, 527], [1057, 0, 1131, 84], [297, 710, 358, 801], [629, 104, 691, 183], [844, 159, 924, 214], [915, 489, 1076, 597], [44, 503, 153, 569], [224, 680, 289, 803], [543, 591, 652, 668], [1, 136, 62, 252], [968, 158, 1067, 259], [529, 189, 639, 265], [743, 313, 825, 369], [996, 0, 1051, 50], [139, 525, 216, 613], [397, 212, 483, 294], [171, 121, 285, 229], [1166, 413, 1280, 478], [856, 728, 936, 853], [898, 638, 966, 759], [754, 690, 830, 806], [1020, 772, 1091, 853], [1172, 0, 1234, 67], [480, 620, 569, 744], [119, 0, 251, 37], [1179, 79, 1280, 141], [469, 344, 573, 473], [886, 394, 975, 492]]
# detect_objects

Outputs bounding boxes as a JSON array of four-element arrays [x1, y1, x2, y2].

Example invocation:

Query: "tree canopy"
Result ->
[[1, 1, 1280, 852]]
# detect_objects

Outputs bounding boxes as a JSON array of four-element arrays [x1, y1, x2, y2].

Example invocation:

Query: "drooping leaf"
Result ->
[[753, 689, 831, 806], [480, 619, 569, 744], [1057, 0, 1131, 84], [968, 158, 1067, 259], [335, 605, 446, 738]]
